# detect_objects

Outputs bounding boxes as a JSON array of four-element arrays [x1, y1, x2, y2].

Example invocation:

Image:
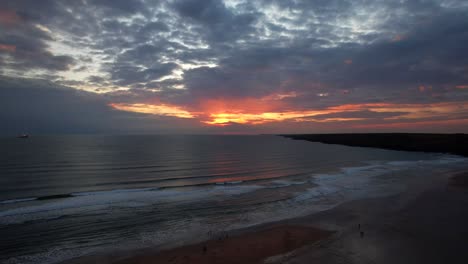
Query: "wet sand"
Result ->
[[450, 172, 468, 188], [117, 226, 331, 264], [68, 169, 468, 264], [68, 225, 332, 264], [275, 171, 468, 264]]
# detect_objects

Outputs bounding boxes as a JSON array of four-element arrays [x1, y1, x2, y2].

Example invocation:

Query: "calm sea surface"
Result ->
[[0, 135, 466, 263]]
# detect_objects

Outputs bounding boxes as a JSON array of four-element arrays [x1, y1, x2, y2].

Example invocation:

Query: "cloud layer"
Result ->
[[1, 0, 468, 134]]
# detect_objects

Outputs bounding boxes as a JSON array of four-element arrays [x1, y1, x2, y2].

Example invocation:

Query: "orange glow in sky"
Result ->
[[202, 110, 358, 126], [110, 103, 195, 118], [110, 96, 468, 128], [353, 118, 468, 129], [196, 92, 297, 115]]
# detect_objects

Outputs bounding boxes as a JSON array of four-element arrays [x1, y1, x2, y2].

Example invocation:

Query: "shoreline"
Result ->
[[280, 133, 468, 157], [116, 226, 331, 264], [66, 170, 468, 264], [66, 224, 334, 264]]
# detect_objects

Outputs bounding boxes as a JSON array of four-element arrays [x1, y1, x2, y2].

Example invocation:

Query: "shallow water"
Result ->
[[0, 135, 466, 263]]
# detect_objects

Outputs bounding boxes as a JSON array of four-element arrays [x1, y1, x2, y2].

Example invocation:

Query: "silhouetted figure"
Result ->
[[203, 245, 207, 254], [358, 224, 361, 230], [360, 231, 364, 238]]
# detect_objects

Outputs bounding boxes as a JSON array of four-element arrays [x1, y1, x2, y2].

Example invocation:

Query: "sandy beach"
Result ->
[[2, 0, 468, 261], [66, 169, 468, 264], [117, 226, 331, 264], [67, 224, 333, 264], [277, 171, 468, 264], [450, 172, 468, 188]]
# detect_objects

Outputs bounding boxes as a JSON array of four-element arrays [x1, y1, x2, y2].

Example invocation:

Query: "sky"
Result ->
[[1, 0, 468, 135]]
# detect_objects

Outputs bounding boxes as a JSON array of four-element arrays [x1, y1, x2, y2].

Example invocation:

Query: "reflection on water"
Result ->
[[0, 135, 466, 264]]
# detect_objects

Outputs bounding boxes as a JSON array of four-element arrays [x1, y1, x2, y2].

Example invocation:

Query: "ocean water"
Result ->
[[0, 135, 466, 263]]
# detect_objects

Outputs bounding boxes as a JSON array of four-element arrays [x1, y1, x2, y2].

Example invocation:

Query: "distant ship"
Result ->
[[17, 134, 29, 139]]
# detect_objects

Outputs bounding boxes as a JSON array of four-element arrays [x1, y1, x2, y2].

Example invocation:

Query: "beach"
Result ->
[[66, 169, 468, 264], [70, 225, 332, 264], [2, 135, 468, 264], [2, 0, 468, 262]]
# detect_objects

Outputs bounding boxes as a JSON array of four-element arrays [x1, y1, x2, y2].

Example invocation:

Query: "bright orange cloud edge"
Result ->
[[110, 103, 195, 119], [110, 98, 468, 128]]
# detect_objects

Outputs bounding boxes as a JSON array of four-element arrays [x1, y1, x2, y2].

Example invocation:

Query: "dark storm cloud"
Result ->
[[137, 21, 170, 41], [171, 0, 259, 43], [0, 3, 75, 72], [87, 75, 107, 84], [334, 11, 468, 89], [171, 0, 468, 108], [0, 76, 117, 134], [110, 62, 178, 86], [91, 0, 145, 14], [1, 0, 468, 133], [114, 42, 184, 68], [0, 76, 201, 134]]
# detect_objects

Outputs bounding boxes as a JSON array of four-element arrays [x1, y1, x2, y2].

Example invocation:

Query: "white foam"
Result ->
[[3, 155, 466, 227], [216, 156, 463, 235], [73, 187, 158, 196], [3, 154, 467, 264], [0, 197, 36, 205], [271, 180, 307, 186], [0, 185, 262, 225], [3, 155, 466, 226]]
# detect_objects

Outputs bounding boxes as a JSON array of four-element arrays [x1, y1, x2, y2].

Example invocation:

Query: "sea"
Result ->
[[0, 135, 466, 263]]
